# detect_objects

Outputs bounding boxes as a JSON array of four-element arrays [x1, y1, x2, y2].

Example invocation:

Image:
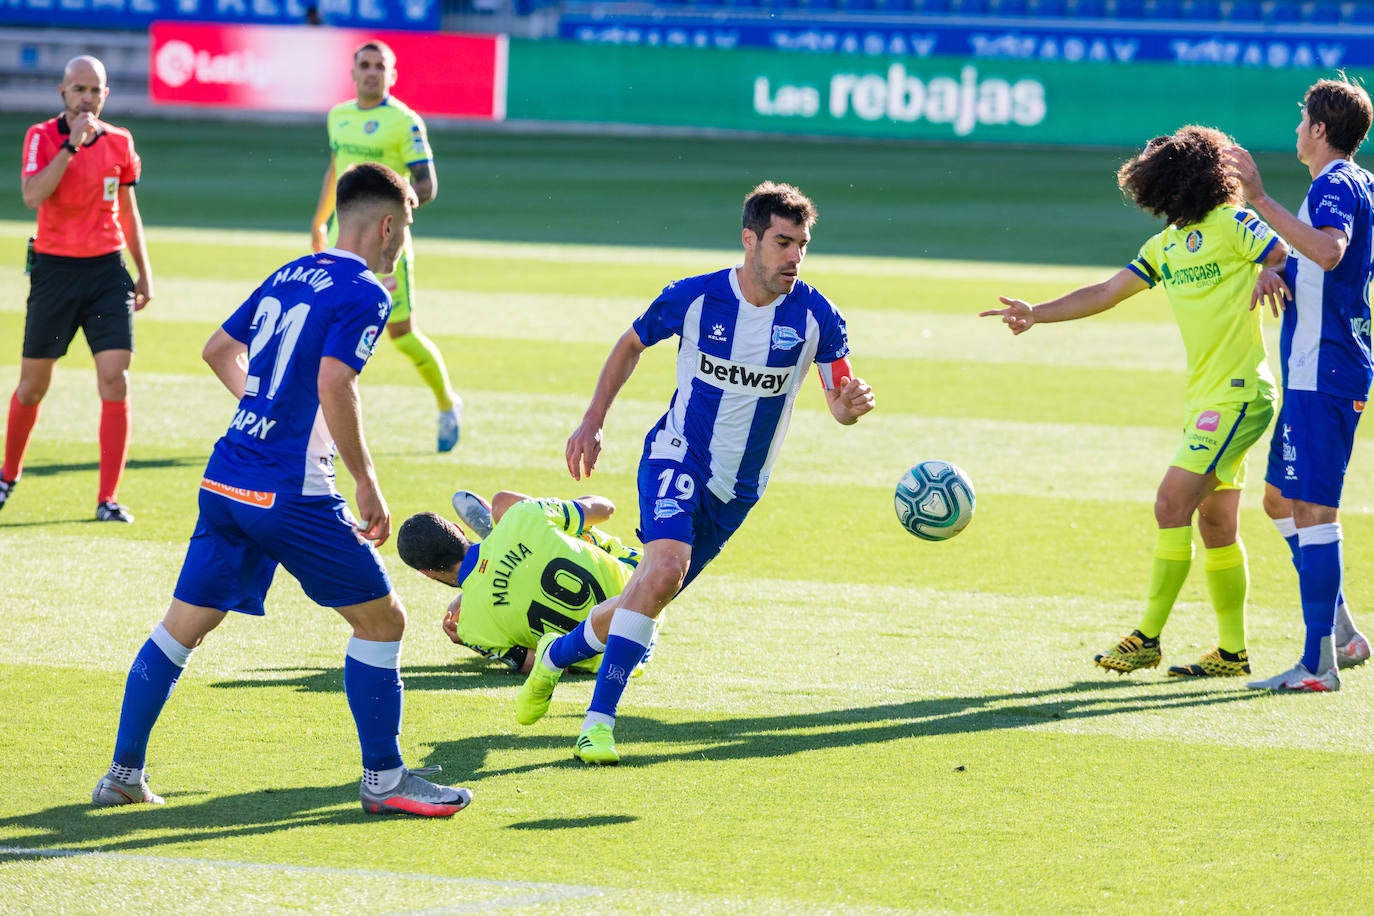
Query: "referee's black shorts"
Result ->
[[23, 251, 135, 359]]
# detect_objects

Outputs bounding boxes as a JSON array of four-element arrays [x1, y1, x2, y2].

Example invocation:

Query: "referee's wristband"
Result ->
[[61, 141, 79, 154]]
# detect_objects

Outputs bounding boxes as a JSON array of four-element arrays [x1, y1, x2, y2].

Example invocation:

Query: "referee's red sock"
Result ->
[[3, 391, 39, 482], [98, 398, 131, 503]]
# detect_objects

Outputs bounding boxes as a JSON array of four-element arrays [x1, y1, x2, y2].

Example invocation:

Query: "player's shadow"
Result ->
[[209, 659, 527, 694], [17, 456, 203, 477], [0, 456, 205, 528], [507, 815, 637, 830], [2, 781, 387, 856], [441, 678, 1266, 779]]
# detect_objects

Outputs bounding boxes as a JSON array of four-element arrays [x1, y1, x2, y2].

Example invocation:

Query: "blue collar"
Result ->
[[456, 543, 481, 586]]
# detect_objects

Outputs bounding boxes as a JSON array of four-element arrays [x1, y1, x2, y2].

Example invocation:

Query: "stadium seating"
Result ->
[[550, 0, 1364, 24]]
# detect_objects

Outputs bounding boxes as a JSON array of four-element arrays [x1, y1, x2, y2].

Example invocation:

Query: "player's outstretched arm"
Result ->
[[202, 328, 249, 399], [825, 376, 874, 425], [319, 356, 390, 545], [981, 268, 1148, 333], [567, 328, 647, 481]]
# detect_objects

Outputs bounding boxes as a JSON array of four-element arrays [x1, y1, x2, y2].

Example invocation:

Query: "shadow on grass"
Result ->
[[441, 678, 1268, 780], [208, 658, 567, 694], [18, 456, 204, 478], [3, 679, 1261, 849], [507, 815, 637, 830], [0, 456, 205, 528], [0, 782, 375, 856]]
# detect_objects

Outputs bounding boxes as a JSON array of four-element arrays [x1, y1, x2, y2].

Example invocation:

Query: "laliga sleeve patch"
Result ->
[[356, 325, 380, 361]]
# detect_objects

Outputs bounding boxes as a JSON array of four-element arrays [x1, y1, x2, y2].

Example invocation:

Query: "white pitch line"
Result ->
[[0, 846, 609, 912]]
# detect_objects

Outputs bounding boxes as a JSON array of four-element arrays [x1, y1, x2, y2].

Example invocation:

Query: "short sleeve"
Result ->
[[221, 288, 263, 345], [404, 113, 432, 166], [1308, 173, 1357, 238], [321, 279, 391, 373], [21, 124, 52, 178], [123, 136, 141, 186], [633, 281, 691, 347], [1127, 231, 1165, 287], [1228, 208, 1279, 264], [529, 497, 586, 536], [814, 295, 851, 365]]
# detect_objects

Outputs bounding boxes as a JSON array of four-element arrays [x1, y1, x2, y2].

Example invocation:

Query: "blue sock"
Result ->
[[112, 624, 193, 769], [1277, 516, 1346, 610], [1298, 524, 1342, 673], [547, 619, 605, 670], [343, 638, 403, 772], [587, 610, 656, 723]]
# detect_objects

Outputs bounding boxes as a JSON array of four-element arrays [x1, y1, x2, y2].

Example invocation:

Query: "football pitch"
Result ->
[[1, 116, 1371, 914]]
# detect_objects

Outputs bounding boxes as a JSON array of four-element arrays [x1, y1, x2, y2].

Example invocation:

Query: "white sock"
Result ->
[[108, 762, 142, 784], [364, 765, 405, 793], [581, 711, 615, 732]]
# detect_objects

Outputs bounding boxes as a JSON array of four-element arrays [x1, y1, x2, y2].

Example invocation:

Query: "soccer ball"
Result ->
[[894, 460, 975, 541]]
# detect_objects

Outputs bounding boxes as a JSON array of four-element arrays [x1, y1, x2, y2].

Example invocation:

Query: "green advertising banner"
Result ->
[[506, 38, 1367, 151]]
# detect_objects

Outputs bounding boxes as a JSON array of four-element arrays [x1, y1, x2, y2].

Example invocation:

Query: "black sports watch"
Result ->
[[61, 141, 79, 154]]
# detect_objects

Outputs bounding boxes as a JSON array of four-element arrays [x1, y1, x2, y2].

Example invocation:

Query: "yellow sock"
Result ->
[[1138, 526, 1194, 639], [391, 330, 456, 411], [1204, 541, 1248, 653]]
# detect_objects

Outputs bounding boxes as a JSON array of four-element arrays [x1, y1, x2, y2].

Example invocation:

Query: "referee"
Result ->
[[4, 55, 153, 523]]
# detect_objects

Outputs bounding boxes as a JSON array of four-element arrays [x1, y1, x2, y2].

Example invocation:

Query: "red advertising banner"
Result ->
[[149, 23, 506, 120]]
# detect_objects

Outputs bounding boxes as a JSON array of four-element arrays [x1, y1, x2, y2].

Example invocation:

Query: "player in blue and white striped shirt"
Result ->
[[517, 182, 875, 763], [1228, 77, 1374, 692]]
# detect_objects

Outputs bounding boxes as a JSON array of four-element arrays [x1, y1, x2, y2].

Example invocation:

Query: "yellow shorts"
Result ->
[[1169, 395, 1275, 489]]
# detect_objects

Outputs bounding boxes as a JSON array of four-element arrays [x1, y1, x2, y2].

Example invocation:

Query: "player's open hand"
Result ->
[[1251, 267, 1291, 316], [566, 420, 603, 481], [980, 297, 1036, 334], [1223, 145, 1265, 203]]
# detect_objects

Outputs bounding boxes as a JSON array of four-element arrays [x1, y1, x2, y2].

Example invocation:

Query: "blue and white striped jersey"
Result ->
[[205, 248, 392, 496], [1280, 159, 1374, 400], [633, 266, 851, 503]]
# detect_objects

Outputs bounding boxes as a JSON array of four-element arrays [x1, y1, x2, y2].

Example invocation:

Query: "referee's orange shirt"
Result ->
[[22, 116, 141, 258]]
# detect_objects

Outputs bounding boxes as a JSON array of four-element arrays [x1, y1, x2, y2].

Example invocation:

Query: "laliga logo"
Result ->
[[155, 39, 272, 90], [154, 41, 196, 88]]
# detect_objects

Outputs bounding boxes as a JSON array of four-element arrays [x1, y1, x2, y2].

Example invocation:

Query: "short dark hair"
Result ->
[[397, 512, 469, 573], [353, 40, 396, 66], [335, 162, 415, 218], [742, 181, 818, 238], [1304, 77, 1373, 157], [1116, 125, 1237, 228]]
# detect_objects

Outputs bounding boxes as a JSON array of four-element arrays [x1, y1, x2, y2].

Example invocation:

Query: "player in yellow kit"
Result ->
[[310, 40, 462, 452], [982, 125, 1290, 678], [397, 491, 647, 675]]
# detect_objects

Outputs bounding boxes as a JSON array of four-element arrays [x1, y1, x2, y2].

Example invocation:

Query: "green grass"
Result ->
[[1, 122, 1372, 914]]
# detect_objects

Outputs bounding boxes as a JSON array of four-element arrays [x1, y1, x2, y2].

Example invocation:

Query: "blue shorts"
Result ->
[[636, 457, 755, 589], [1266, 389, 1365, 507], [173, 480, 392, 615]]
